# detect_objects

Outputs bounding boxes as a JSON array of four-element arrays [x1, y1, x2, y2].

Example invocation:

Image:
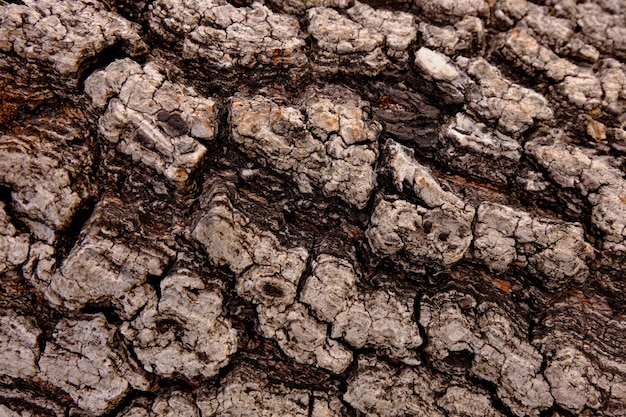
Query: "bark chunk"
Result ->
[[38, 314, 150, 415], [192, 185, 352, 373], [473, 202, 594, 289], [118, 392, 199, 417], [497, 28, 580, 82], [420, 291, 554, 416], [0, 311, 41, 380], [535, 295, 626, 416], [414, 0, 489, 24], [439, 113, 522, 185], [418, 17, 486, 56], [229, 86, 380, 208], [526, 135, 626, 253], [0, 129, 95, 242], [346, 2, 417, 68], [197, 363, 345, 417], [414, 47, 470, 104], [461, 58, 553, 136], [85, 59, 214, 189], [367, 141, 474, 267], [120, 268, 237, 379], [301, 254, 422, 364], [344, 355, 504, 417], [149, 0, 307, 73], [307, 7, 388, 76], [0, 0, 146, 86], [24, 197, 175, 312], [0, 202, 30, 274]]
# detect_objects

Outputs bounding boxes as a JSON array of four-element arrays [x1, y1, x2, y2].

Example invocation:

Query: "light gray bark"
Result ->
[[1, 0, 626, 416]]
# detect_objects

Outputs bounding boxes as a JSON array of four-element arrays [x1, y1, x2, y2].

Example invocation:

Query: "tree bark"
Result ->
[[1, 0, 626, 416]]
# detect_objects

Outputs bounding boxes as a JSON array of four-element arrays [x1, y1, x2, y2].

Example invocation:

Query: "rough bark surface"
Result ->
[[1, 0, 626, 416]]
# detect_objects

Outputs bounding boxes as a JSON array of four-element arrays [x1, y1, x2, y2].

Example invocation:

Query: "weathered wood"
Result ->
[[1, 0, 626, 416]]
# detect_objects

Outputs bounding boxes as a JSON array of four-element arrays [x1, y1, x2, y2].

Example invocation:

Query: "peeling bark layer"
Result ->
[[1, 0, 626, 416]]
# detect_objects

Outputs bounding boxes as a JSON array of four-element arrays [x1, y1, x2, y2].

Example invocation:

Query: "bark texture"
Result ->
[[1, 0, 626, 416]]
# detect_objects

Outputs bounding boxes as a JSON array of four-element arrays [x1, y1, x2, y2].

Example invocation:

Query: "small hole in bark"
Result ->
[[0, 185, 11, 203], [156, 110, 189, 136], [196, 351, 211, 363], [438, 232, 450, 241], [359, 0, 411, 9], [156, 109, 170, 122], [157, 319, 183, 335], [458, 297, 473, 309], [57, 199, 96, 258], [262, 282, 285, 298], [423, 221, 433, 234], [134, 129, 154, 150], [165, 113, 188, 136], [227, 0, 253, 6], [444, 349, 474, 369]]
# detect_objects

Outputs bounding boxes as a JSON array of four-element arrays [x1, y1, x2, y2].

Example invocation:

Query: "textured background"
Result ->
[[1, 0, 625, 416]]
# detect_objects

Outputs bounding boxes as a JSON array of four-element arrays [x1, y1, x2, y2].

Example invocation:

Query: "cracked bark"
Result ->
[[1, 0, 626, 416]]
